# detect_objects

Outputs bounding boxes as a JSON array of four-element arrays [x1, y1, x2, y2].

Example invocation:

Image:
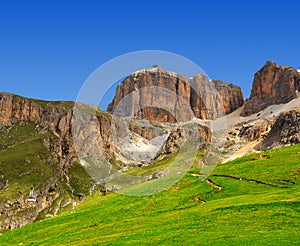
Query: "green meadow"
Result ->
[[0, 143, 299, 245]]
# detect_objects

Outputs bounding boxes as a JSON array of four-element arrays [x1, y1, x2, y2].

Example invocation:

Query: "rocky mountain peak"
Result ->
[[107, 68, 244, 122], [241, 61, 300, 116]]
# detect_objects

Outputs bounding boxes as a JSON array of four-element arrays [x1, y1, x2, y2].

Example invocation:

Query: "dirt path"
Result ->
[[212, 174, 288, 188], [205, 179, 223, 190]]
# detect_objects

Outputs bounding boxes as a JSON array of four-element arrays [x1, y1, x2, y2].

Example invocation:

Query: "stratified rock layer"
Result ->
[[108, 67, 244, 122]]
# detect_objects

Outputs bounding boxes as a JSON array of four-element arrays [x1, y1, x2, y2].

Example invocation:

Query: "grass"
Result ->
[[0, 144, 299, 245], [0, 122, 38, 150], [1, 93, 75, 110], [0, 123, 55, 202], [30, 98, 75, 110], [68, 162, 95, 195]]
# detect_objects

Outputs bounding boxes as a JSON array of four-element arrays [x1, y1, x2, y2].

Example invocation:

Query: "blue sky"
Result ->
[[1, 0, 300, 109]]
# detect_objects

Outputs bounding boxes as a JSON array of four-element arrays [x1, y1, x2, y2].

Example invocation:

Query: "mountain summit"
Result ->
[[107, 67, 244, 122], [242, 61, 300, 116]]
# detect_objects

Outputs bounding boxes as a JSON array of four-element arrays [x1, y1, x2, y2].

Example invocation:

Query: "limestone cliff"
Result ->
[[107, 67, 194, 122], [107, 67, 244, 121], [242, 61, 300, 116], [0, 93, 41, 125], [212, 80, 244, 114]]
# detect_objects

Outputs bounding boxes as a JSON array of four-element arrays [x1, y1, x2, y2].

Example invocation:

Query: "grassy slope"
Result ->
[[0, 123, 94, 218], [0, 123, 56, 203], [0, 144, 299, 245]]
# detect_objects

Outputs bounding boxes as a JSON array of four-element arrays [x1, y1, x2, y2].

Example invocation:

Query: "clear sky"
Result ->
[[1, 0, 300, 108]]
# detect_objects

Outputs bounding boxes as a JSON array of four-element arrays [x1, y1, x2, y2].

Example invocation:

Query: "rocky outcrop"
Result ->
[[234, 119, 274, 141], [215, 117, 276, 162], [107, 67, 193, 122], [0, 91, 208, 173], [212, 80, 244, 114], [242, 61, 300, 116], [0, 93, 41, 125], [160, 128, 182, 155], [107, 67, 244, 122], [262, 106, 300, 149], [0, 91, 213, 232], [0, 93, 115, 165], [128, 119, 167, 140]]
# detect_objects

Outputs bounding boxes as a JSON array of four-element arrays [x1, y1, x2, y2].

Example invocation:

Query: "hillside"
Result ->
[[0, 144, 299, 245], [0, 120, 95, 231], [0, 94, 102, 230]]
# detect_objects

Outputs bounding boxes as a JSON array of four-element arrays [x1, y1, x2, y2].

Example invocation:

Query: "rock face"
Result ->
[[128, 119, 167, 140], [107, 67, 193, 122], [242, 61, 300, 116], [0, 93, 41, 125], [226, 118, 274, 143], [262, 106, 300, 149], [107, 67, 244, 122], [0, 93, 77, 164], [216, 118, 275, 161], [212, 80, 244, 114]]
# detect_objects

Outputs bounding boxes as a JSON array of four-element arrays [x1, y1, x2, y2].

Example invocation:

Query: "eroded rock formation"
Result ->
[[212, 80, 244, 114], [108, 67, 244, 121], [262, 106, 300, 149], [242, 61, 300, 116]]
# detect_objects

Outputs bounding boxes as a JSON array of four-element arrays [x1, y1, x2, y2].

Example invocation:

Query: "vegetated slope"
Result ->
[[1, 144, 299, 245], [0, 119, 94, 231]]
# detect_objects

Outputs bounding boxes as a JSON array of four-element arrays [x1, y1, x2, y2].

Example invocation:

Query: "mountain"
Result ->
[[242, 61, 300, 116], [1, 60, 300, 234], [107, 67, 244, 121]]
